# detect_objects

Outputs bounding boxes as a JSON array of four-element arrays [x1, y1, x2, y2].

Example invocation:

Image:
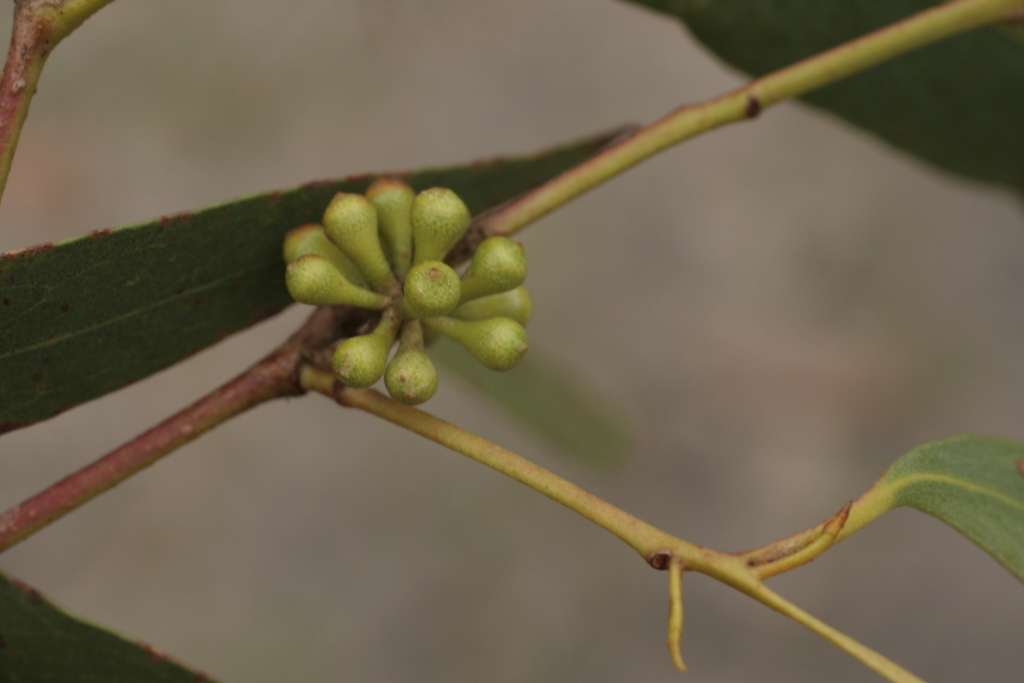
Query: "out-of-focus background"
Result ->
[[2, 1, 1023, 681]]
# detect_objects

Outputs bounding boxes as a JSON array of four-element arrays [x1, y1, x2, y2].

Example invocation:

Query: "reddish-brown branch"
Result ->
[[0, 3, 53, 202], [0, 1, 116, 206], [0, 305, 354, 553]]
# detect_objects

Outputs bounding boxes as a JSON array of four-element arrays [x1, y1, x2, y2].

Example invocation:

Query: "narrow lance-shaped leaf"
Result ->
[[0, 570, 220, 682], [623, 0, 1024, 196], [0, 129, 623, 433], [432, 338, 633, 467], [845, 434, 1024, 583]]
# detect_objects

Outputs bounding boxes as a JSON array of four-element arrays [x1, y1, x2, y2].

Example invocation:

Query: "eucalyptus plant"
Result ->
[[2, 1, 1024, 682]]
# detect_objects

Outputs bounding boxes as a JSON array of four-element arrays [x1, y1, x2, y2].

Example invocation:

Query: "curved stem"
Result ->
[[747, 581, 927, 683], [304, 372, 744, 579], [0, 0, 116, 207], [738, 501, 850, 580], [314, 378, 692, 565], [308, 377, 929, 683], [666, 556, 686, 672], [736, 475, 900, 578], [477, 0, 1024, 239]]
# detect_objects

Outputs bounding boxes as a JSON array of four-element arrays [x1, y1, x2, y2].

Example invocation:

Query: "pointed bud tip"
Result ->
[[385, 351, 439, 405], [428, 316, 527, 371], [322, 193, 398, 292], [459, 236, 528, 303], [410, 188, 471, 263], [285, 254, 338, 303], [332, 333, 392, 388], [366, 177, 414, 200], [403, 260, 461, 318]]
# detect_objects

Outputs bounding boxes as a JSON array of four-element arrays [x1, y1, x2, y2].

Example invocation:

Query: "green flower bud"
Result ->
[[401, 260, 461, 318], [366, 178, 415, 280], [322, 192, 398, 293], [384, 320, 438, 405], [410, 188, 470, 264], [458, 236, 527, 304], [332, 309, 401, 387], [452, 286, 532, 325], [282, 223, 367, 287], [285, 255, 388, 309], [424, 316, 528, 371]]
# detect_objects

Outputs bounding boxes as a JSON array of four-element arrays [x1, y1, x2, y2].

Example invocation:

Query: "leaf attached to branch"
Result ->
[[0, 130, 623, 433], [624, 0, 1024, 195]]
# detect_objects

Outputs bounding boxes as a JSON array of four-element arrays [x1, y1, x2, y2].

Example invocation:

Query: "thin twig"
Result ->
[[748, 582, 927, 683], [0, 0, 116, 206], [303, 375, 692, 567], [0, 305, 352, 553], [476, 0, 1024, 240], [666, 556, 686, 672], [305, 376, 929, 683], [444, 125, 636, 267]]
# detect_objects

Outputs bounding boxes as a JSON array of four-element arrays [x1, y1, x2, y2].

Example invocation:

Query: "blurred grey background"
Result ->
[[2, 1, 1023, 682]]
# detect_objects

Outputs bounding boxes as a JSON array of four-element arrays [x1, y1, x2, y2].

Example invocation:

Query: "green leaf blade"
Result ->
[[624, 0, 1024, 194], [432, 338, 633, 467], [0, 130, 622, 433], [882, 434, 1024, 582], [0, 570, 219, 682]]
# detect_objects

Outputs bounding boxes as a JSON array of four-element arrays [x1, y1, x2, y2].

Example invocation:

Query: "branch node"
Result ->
[[823, 500, 853, 538], [745, 95, 762, 118], [649, 551, 673, 570]]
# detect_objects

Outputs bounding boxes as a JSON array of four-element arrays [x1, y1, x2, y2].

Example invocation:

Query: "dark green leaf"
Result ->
[[624, 0, 1024, 194], [873, 434, 1024, 582], [0, 130, 623, 433], [432, 338, 633, 467], [0, 570, 219, 682]]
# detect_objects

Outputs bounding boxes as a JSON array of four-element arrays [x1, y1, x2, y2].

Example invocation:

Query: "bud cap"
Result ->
[[385, 321, 438, 405], [332, 310, 401, 387], [459, 237, 527, 304], [366, 178, 415, 279], [410, 188, 470, 264], [322, 192, 398, 293], [402, 260, 462, 318], [424, 316, 528, 371], [285, 254, 388, 309], [283, 224, 366, 287]]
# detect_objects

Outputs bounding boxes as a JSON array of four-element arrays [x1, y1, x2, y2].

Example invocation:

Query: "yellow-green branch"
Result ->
[[303, 368, 693, 567], [666, 556, 686, 672], [303, 369, 928, 683], [477, 0, 1024, 239]]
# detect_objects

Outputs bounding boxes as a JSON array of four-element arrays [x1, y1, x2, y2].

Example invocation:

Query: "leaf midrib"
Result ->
[[0, 270, 271, 362], [893, 471, 1024, 512]]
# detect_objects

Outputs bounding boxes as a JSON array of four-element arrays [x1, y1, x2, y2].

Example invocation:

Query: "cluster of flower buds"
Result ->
[[283, 179, 532, 405]]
